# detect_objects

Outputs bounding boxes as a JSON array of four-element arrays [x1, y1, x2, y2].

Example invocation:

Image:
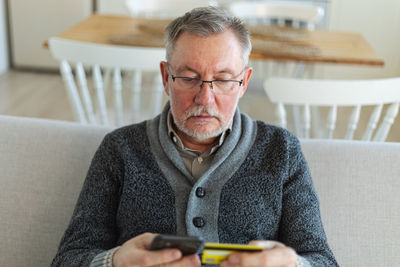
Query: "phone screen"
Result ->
[[149, 234, 204, 255]]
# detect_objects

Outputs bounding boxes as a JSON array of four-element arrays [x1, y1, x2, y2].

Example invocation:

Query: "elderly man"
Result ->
[[52, 7, 337, 267]]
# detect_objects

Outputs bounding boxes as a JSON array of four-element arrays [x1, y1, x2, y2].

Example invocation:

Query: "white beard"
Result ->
[[171, 93, 240, 141]]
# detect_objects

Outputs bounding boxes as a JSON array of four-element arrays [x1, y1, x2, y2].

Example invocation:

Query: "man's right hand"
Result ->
[[112, 233, 201, 267]]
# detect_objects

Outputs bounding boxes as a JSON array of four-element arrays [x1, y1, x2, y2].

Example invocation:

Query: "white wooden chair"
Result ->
[[125, 0, 218, 19], [228, 0, 324, 79], [229, 1, 325, 124], [264, 77, 400, 141], [228, 1, 324, 30], [49, 37, 165, 127]]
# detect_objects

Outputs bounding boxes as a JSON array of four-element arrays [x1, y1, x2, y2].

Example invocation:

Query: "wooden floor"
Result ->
[[0, 70, 74, 121], [1, 70, 399, 142]]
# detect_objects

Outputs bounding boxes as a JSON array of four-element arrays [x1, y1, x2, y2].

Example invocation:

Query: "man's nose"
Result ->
[[195, 81, 215, 105]]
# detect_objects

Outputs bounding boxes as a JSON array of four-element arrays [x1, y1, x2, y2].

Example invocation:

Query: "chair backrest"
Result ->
[[125, 0, 218, 19], [49, 37, 166, 127], [264, 77, 400, 141], [229, 1, 325, 83], [228, 1, 324, 30], [229, 1, 325, 121]]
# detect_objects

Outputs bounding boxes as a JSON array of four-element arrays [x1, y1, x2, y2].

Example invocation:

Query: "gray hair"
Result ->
[[165, 6, 252, 66]]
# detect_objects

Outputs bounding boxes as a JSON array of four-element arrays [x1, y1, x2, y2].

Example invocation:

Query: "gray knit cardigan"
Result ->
[[51, 106, 338, 266]]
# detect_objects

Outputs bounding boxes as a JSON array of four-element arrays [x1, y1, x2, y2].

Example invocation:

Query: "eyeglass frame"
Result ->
[[166, 63, 247, 94]]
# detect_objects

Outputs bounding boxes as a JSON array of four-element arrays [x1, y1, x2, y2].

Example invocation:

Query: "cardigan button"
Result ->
[[193, 217, 205, 228], [196, 187, 206, 198]]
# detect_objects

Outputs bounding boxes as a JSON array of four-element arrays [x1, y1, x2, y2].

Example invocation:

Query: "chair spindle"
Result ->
[[113, 68, 124, 127], [326, 105, 337, 139], [373, 102, 400, 141], [92, 65, 109, 126], [60, 61, 87, 124], [130, 70, 142, 123], [302, 104, 311, 139], [345, 105, 361, 140], [275, 103, 287, 129], [362, 104, 383, 141], [76, 63, 96, 124], [151, 73, 164, 117]]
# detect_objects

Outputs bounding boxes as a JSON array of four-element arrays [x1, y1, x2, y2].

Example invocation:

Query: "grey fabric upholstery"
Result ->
[[0, 115, 111, 267], [0, 115, 399, 266], [302, 140, 400, 267]]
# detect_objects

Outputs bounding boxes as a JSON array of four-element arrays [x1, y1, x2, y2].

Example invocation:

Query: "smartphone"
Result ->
[[149, 234, 204, 255]]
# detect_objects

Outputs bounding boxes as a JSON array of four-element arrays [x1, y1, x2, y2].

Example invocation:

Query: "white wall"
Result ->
[[97, 0, 130, 15], [318, 0, 400, 79], [9, 0, 92, 69], [0, 0, 9, 74]]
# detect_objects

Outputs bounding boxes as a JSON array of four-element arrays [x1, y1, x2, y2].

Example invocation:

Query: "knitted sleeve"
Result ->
[[51, 133, 124, 266], [89, 247, 120, 267], [279, 135, 339, 266]]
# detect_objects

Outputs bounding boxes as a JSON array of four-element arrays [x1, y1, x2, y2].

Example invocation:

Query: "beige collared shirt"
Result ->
[[167, 110, 232, 180]]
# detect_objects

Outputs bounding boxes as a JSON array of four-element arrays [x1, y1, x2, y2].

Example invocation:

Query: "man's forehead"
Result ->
[[168, 29, 244, 74]]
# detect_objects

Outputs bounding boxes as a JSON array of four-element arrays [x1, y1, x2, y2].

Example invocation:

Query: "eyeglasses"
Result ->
[[167, 64, 245, 95]]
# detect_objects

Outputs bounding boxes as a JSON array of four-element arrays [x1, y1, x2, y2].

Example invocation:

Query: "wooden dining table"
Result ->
[[47, 14, 384, 67]]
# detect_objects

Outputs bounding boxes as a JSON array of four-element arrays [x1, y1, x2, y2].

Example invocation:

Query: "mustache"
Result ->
[[183, 106, 221, 120]]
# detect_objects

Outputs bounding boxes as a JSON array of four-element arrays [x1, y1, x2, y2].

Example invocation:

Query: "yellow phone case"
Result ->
[[201, 243, 263, 264]]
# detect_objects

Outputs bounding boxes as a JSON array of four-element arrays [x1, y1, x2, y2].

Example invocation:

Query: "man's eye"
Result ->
[[180, 77, 199, 85], [214, 80, 230, 84], [182, 77, 196, 82]]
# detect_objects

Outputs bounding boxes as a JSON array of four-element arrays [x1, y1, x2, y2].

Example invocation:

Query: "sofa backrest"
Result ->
[[0, 115, 399, 266]]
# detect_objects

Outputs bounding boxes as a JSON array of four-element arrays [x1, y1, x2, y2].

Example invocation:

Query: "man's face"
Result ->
[[160, 29, 252, 141]]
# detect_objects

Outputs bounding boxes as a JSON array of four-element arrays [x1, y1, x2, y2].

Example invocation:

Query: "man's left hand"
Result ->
[[220, 240, 297, 267]]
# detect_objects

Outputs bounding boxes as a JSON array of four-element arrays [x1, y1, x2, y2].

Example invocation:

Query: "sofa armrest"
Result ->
[[0, 115, 111, 266], [301, 139, 400, 267]]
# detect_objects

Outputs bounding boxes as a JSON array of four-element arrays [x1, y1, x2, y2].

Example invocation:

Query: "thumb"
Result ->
[[248, 240, 286, 250]]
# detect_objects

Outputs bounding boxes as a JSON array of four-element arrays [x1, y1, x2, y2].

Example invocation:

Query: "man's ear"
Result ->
[[239, 67, 253, 98], [160, 61, 170, 96]]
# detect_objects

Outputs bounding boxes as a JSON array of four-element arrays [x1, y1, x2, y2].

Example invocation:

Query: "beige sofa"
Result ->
[[1, 115, 399, 267]]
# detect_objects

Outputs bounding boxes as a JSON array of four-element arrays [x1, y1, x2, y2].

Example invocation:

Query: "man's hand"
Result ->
[[112, 233, 201, 267], [220, 240, 297, 267]]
